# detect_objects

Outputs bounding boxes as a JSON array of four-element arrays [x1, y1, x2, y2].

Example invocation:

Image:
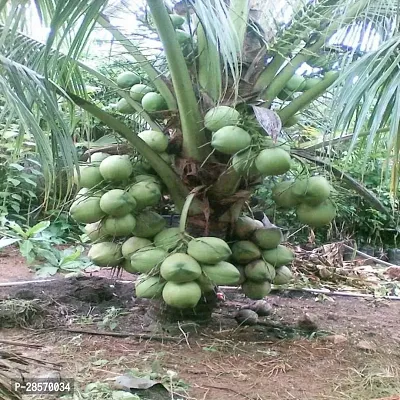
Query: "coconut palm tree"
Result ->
[[0, 0, 399, 318]]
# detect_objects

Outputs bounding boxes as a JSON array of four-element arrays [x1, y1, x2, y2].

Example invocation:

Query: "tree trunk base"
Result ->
[[145, 291, 217, 331]]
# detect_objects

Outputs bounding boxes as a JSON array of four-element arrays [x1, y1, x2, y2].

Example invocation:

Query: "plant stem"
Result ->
[[277, 72, 339, 123], [66, 92, 199, 213], [97, 14, 177, 111], [147, 0, 209, 161], [253, 52, 284, 91]]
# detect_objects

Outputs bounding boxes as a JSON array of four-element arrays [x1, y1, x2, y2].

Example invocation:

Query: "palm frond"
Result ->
[[329, 35, 400, 193], [0, 55, 78, 200], [190, 0, 242, 102]]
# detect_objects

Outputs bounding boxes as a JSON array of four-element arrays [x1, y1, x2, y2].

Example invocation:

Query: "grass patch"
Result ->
[[0, 299, 45, 328], [332, 360, 400, 400]]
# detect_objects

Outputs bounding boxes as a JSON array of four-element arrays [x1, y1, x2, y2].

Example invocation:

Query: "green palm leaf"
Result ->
[[330, 35, 400, 193]]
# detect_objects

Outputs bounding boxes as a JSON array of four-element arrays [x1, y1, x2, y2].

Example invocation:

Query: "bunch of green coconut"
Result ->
[[232, 215, 295, 299], [204, 105, 292, 179], [115, 71, 168, 114], [272, 175, 337, 228]]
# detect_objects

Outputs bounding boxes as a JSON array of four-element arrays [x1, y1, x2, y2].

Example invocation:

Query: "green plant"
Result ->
[[32, 245, 92, 278], [98, 307, 130, 331]]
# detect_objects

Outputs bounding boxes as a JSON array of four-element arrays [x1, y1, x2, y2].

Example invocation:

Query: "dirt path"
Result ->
[[1, 272, 400, 400]]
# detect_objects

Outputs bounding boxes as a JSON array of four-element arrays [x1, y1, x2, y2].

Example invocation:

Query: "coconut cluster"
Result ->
[[115, 71, 167, 114], [272, 175, 337, 227], [205, 106, 292, 178], [232, 216, 295, 299]]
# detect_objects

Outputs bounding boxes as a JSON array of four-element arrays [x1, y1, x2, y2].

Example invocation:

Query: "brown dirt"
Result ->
[[1, 249, 400, 399]]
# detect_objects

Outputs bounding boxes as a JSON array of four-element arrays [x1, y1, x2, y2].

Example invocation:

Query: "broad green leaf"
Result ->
[[19, 240, 34, 258], [7, 178, 21, 186], [0, 237, 20, 249], [35, 264, 59, 277], [26, 220, 51, 237]]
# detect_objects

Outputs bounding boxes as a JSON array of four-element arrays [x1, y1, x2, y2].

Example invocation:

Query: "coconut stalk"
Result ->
[[146, 0, 210, 161], [277, 72, 339, 124], [97, 14, 177, 110], [66, 92, 204, 214], [197, 21, 222, 101], [253, 52, 285, 92]]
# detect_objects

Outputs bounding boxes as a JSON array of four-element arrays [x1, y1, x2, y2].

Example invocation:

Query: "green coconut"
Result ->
[[141, 92, 167, 112], [99, 155, 133, 181], [154, 228, 182, 251], [116, 71, 141, 88], [241, 281, 272, 300], [211, 126, 252, 155], [160, 253, 202, 283], [135, 275, 165, 299], [100, 189, 137, 217], [130, 247, 167, 273], [231, 149, 259, 176], [304, 77, 322, 90], [296, 200, 337, 227], [89, 152, 110, 164], [264, 137, 291, 152], [84, 221, 108, 243], [204, 106, 241, 132], [138, 130, 169, 153], [291, 176, 331, 205], [121, 236, 152, 258], [245, 259, 276, 282], [283, 114, 300, 128], [103, 214, 136, 237], [187, 237, 232, 264], [162, 281, 202, 309], [132, 156, 152, 172], [285, 74, 306, 92], [234, 216, 263, 239], [88, 242, 122, 267], [262, 245, 295, 267], [252, 227, 283, 250], [255, 148, 291, 176], [129, 84, 153, 101], [116, 98, 135, 114], [74, 166, 103, 189], [122, 257, 138, 274], [133, 174, 161, 185], [170, 13, 185, 28], [231, 241, 261, 264], [195, 273, 215, 293], [132, 210, 166, 238], [70, 190, 105, 224], [272, 181, 300, 209], [236, 265, 246, 284], [128, 181, 162, 210], [175, 29, 191, 44], [159, 152, 172, 164], [201, 261, 241, 285], [273, 265, 293, 285]]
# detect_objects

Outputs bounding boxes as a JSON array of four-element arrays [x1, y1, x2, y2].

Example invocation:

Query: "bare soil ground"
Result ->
[[1, 249, 400, 400]]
